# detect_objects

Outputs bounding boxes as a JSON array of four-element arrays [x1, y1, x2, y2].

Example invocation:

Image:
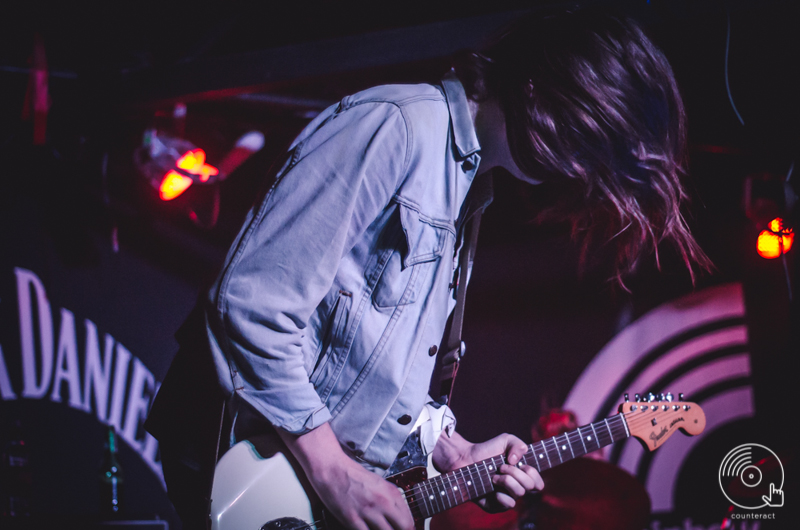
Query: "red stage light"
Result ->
[[158, 149, 219, 200], [757, 217, 794, 259]]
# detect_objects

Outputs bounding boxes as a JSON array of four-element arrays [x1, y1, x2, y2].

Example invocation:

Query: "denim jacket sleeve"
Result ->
[[209, 100, 410, 434]]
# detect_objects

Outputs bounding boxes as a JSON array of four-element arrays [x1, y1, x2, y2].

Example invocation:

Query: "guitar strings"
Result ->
[[282, 406, 693, 527], [399, 406, 694, 514]]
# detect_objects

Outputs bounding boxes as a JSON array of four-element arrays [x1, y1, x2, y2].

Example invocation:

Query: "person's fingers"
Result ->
[[492, 468, 527, 499], [384, 496, 415, 530], [520, 464, 545, 491], [493, 491, 517, 510], [502, 435, 529, 466]]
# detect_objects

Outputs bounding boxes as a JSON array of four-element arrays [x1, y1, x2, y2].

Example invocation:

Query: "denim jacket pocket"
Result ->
[[372, 204, 446, 308], [310, 289, 352, 396]]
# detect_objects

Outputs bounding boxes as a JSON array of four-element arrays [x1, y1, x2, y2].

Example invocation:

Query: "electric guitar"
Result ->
[[210, 395, 705, 530]]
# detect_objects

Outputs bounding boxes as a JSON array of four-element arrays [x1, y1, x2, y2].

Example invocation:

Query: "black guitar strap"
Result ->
[[438, 173, 492, 405]]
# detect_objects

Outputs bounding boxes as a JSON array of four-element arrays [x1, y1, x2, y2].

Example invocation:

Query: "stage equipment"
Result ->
[[133, 125, 264, 227], [134, 129, 219, 201]]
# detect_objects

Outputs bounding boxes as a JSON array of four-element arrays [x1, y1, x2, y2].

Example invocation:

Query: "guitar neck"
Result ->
[[408, 413, 630, 520]]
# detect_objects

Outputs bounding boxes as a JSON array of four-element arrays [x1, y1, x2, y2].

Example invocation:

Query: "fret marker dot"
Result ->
[[453, 486, 458, 491], [587, 436, 592, 441], [440, 491, 445, 496], [561, 445, 566, 450], [467, 481, 472, 485], [429, 495, 434, 500], [539, 454, 544, 459], [488, 465, 493, 470]]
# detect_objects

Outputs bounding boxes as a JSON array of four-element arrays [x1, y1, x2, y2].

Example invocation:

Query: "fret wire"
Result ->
[[451, 471, 461, 507], [441, 473, 451, 509], [551, 437, 563, 464], [467, 464, 483, 497], [420, 483, 432, 519], [442, 473, 452, 508], [589, 422, 599, 450], [456, 468, 467, 504], [441, 474, 452, 509], [416, 483, 430, 519], [451, 469, 460, 505], [576, 426, 588, 454], [603, 417, 614, 443], [476, 462, 487, 496], [421, 476, 436, 516], [614, 416, 628, 440], [540, 440, 552, 470], [472, 463, 484, 497], [427, 475, 438, 514], [529, 445, 542, 472], [482, 460, 493, 492], [434, 475, 446, 513], [450, 470, 462, 505], [466, 463, 479, 497], [564, 432, 575, 458], [567, 430, 583, 457], [445, 472, 456, 508]]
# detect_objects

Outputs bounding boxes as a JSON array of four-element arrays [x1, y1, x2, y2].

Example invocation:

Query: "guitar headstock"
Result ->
[[619, 392, 706, 451]]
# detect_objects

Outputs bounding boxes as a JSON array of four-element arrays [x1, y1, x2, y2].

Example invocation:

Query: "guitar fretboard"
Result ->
[[408, 413, 630, 520]]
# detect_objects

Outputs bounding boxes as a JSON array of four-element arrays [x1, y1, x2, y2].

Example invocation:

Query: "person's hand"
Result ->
[[280, 423, 414, 530], [432, 431, 544, 511], [311, 453, 414, 530]]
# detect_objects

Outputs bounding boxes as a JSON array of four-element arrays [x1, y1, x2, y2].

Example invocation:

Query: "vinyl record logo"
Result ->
[[719, 443, 784, 509]]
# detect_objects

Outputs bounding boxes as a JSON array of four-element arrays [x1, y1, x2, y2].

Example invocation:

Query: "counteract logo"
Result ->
[[719, 443, 784, 509]]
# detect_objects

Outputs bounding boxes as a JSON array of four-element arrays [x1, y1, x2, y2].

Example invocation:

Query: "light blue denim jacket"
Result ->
[[205, 73, 483, 471]]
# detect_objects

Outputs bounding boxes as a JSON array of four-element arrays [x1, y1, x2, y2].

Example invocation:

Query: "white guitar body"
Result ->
[[211, 435, 315, 530], [210, 433, 435, 530]]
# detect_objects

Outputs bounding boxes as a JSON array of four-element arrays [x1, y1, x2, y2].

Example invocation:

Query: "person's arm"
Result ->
[[279, 424, 414, 530], [432, 430, 544, 511], [212, 102, 415, 528]]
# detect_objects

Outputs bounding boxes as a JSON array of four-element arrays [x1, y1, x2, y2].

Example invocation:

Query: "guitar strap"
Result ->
[[438, 172, 492, 405]]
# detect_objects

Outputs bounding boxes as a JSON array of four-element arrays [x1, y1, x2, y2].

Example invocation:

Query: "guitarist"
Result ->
[[146, 7, 710, 530]]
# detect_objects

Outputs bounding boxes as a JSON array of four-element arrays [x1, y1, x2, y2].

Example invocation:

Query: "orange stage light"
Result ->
[[158, 149, 220, 200], [159, 170, 193, 201], [176, 148, 219, 183], [757, 217, 794, 259]]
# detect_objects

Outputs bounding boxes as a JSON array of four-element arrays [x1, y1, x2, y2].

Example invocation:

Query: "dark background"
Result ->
[[1, 0, 797, 528]]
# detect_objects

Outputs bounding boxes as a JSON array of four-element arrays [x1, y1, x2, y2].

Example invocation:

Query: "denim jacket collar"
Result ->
[[441, 71, 480, 159]]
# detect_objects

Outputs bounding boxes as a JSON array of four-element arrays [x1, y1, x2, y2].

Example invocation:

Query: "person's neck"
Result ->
[[470, 98, 540, 184]]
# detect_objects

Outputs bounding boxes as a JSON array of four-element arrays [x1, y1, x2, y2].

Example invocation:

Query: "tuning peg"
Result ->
[[648, 392, 656, 402], [635, 393, 641, 402], [679, 393, 685, 401], [624, 393, 629, 402], [666, 392, 673, 402], [659, 393, 666, 402]]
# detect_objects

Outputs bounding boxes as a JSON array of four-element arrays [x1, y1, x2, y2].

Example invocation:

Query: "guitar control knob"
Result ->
[[683, 405, 690, 411], [630, 405, 637, 411], [651, 405, 657, 411]]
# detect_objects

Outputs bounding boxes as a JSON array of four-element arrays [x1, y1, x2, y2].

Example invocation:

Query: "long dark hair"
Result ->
[[455, 8, 711, 286]]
